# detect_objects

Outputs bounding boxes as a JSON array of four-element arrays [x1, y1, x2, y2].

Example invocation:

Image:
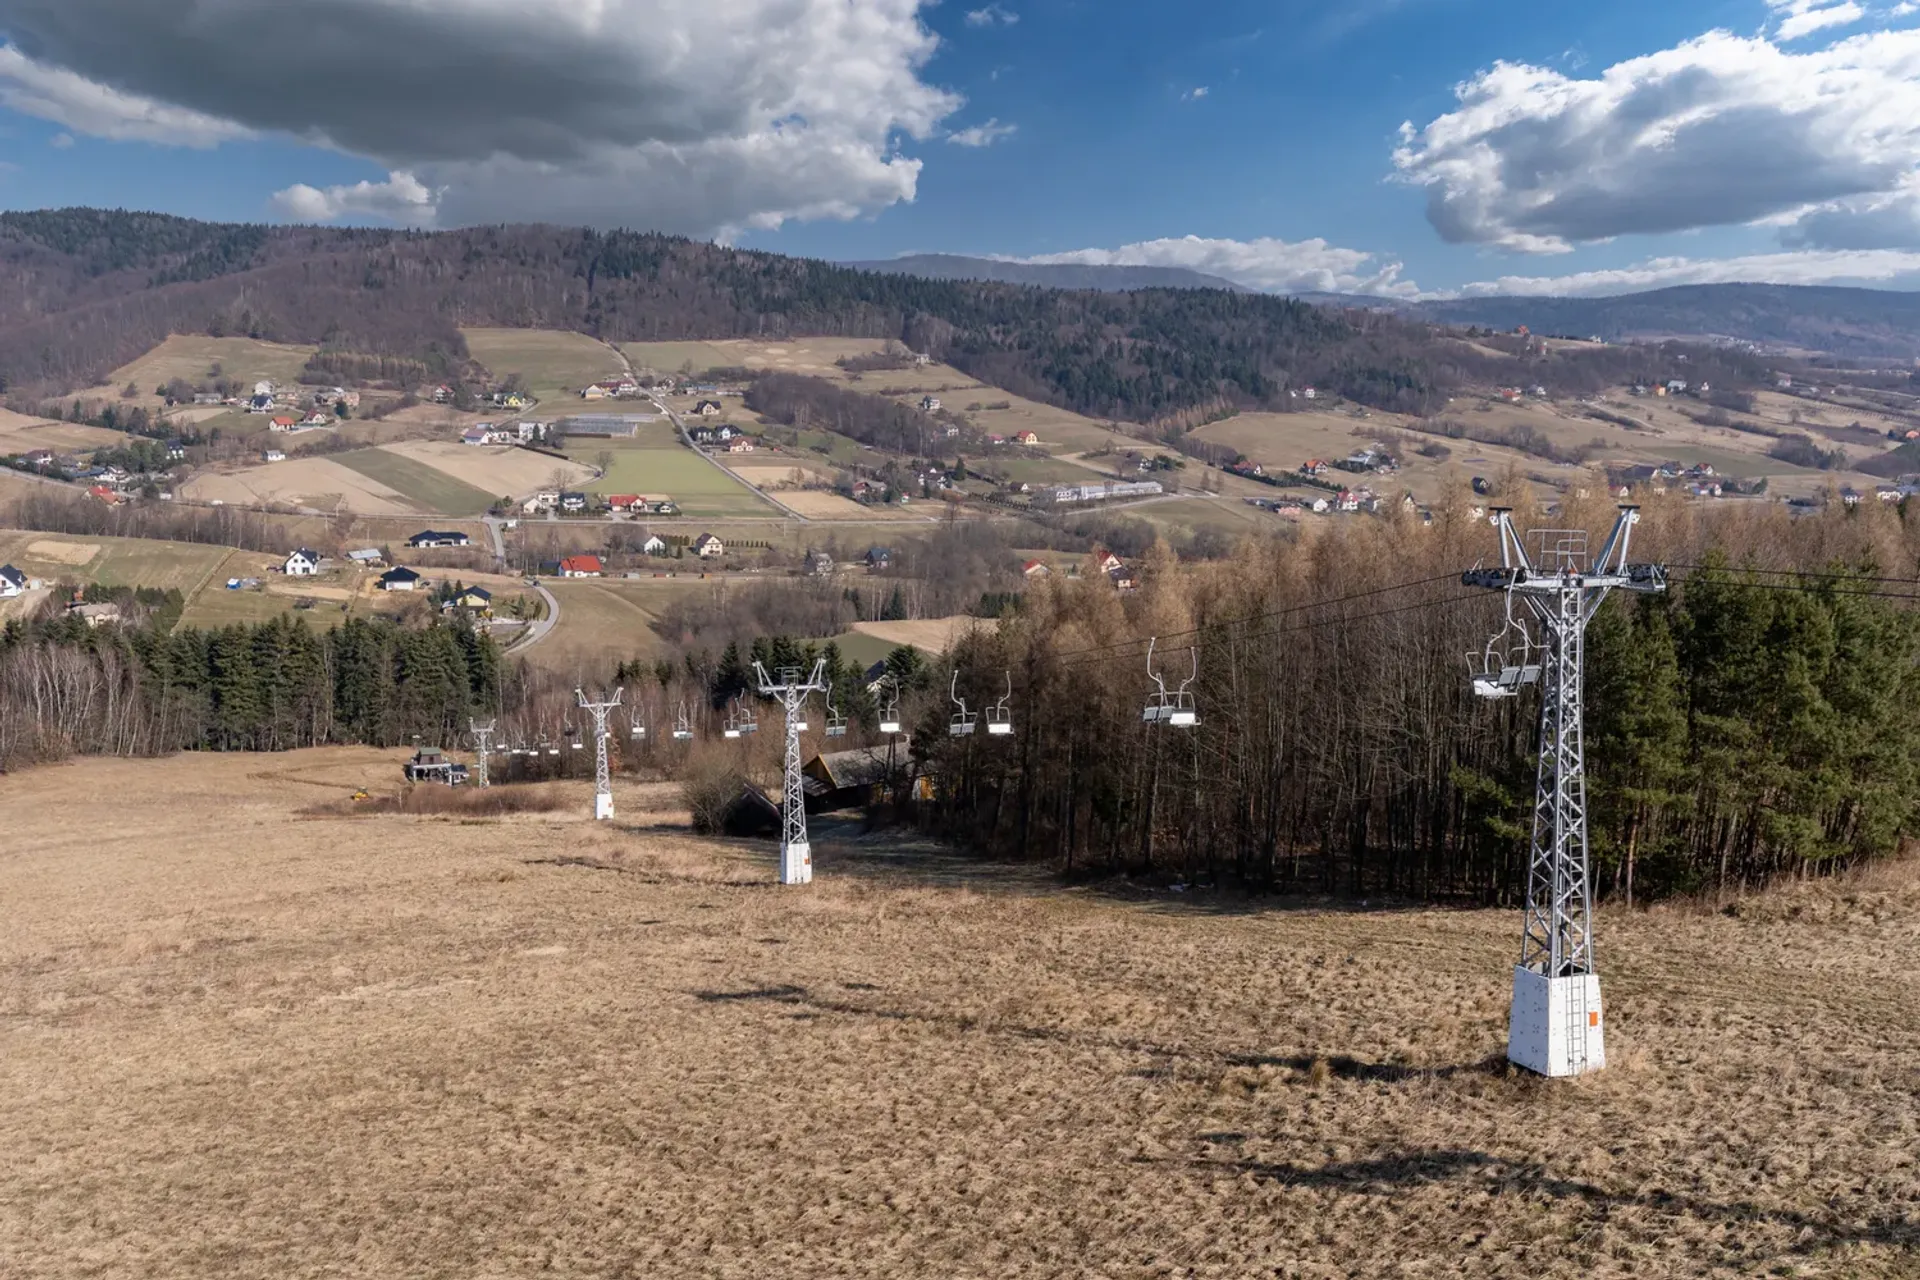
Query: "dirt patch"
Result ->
[[779, 489, 890, 520], [24, 539, 101, 565]]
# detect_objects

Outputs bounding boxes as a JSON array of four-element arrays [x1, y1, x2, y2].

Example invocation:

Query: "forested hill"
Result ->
[[841, 254, 1251, 293], [0, 208, 1765, 423]]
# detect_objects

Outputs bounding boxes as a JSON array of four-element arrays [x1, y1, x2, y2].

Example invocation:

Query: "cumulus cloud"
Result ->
[[965, 5, 1018, 26], [1182, 86, 1210, 101], [0, 0, 959, 234], [271, 172, 439, 226], [1455, 247, 1920, 296], [1005, 234, 1422, 296], [1770, 1, 1866, 41], [0, 44, 252, 147], [1393, 28, 1920, 254], [947, 119, 1016, 147]]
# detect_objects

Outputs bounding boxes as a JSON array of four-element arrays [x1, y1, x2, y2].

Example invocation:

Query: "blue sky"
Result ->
[[4, 0, 1920, 297]]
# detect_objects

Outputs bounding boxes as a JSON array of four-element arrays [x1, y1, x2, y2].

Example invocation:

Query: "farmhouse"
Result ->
[[262, 451, 287, 464], [919, 395, 941, 412], [1012, 430, 1041, 446], [806, 549, 834, 576], [299, 412, 334, 428], [346, 548, 384, 566], [0, 564, 26, 598], [378, 567, 423, 592], [461, 427, 491, 446], [283, 548, 321, 577], [248, 394, 273, 414], [442, 586, 493, 615], [269, 416, 297, 432], [559, 555, 604, 578], [1022, 559, 1050, 578], [865, 546, 894, 573], [692, 533, 725, 559], [66, 601, 122, 629], [691, 400, 722, 417], [560, 492, 589, 513], [607, 494, 643, 512], [640, 535, 667, 556], [408, 530, 472, 549]]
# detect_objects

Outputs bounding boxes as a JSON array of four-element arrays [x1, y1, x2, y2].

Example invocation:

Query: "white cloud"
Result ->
[[1394, 28, 1920, 254], [1006, 234, 1422, 296], [965, 5, 1018, 26], [271, 172, 439, 226], [48, 131, 73, 149], [0, 1, 959, 235], [1455, 247, 1920, 296], [1182, 86, 1210, 101], [947, 119, 1016, 147], [0, 44, 252, 147], [1770, 1, 1866, 41]]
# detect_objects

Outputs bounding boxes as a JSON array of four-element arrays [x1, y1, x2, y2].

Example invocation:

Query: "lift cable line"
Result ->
[[469, 719, 496, 789], [755, 659, 828, 886], [576, 687, 624, 821], [1464, 506, 1666, 1080]]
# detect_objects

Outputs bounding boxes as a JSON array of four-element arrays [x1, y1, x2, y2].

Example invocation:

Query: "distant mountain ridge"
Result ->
[[1303, 283, 1920, 362], [844, 253, 1250, 293]]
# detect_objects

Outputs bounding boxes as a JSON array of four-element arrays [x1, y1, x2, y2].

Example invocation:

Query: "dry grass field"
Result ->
[[381, 439, 593, 498], [850, 614, 980, 654], [183, 457, 420, 515], [779, 490, 898, 520], [0, 410, 127, 454], [462, 328, 623, 403], [623, 336, 892, 377], [79, 335, 318, 410], [1, 748, 1916, 1278], [0, 529, 234, 593]]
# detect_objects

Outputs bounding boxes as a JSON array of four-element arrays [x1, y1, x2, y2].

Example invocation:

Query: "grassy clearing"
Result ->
[[563, 443, 778, 517], [2, 747, 1916, 1278], [83, 335, 317, 410], [462, 328, 622, 402], [334, 448, 498, 517], [0, 529, 234, 592], [530, 577, 726, 674]]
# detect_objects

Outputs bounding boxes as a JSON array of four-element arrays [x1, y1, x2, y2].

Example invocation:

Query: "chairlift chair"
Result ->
[[741, 700, 760, 734], [948, 670, 977, 737], [878, 677, 903, 735], [723, 700, 743, 740], [1143, 638, 1201, 729], [672, 701, 695, 742], [1469, 598, 1542, 700], [986, 671, 1014, 737], [825, 698, 848, 738]]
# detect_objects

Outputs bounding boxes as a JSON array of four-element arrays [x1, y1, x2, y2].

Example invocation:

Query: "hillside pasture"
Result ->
[[332, 448, 499, 517], [83, 335, 317, 409], [0, 410, 128, 454], [529, 576, 728, 673], [565, 443, 778, 518], [182, 457, 419, 515], [623, 336, 891, 378], [379, 439, 592, 501], [461, 328, 622, 402], [4, 748, 1915, 1278], [0, 529, 233, 593]]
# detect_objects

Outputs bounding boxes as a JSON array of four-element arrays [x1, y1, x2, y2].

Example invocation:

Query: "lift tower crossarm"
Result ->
[[754, 658, 829, 886], [1464, 506, 1665, 1078]]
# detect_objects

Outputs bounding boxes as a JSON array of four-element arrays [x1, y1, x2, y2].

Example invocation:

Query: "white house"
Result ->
[[919, 395, 941, 412], [640, 534, 667, 556], [263, 450, 287, 463], [692, 533, 725, 558], [283, 548, 321, 577], [378, 567, 423, 592], [0, 563, 26, 598]]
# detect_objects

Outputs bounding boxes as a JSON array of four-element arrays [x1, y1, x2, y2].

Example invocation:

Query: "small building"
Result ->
[[346, 548, 384, 566], [66, 601, 123, 629], [726, 438, 756, 454], [270, 416, 297, 432], [0, 564, 26, 598], [283, 548, 321, 577], [378, 567, 423, 592], [691, 400, 722, 417], [262, 450, 287, 463], [640, 535, 668, 556], [408, 530, 472, 549], [607, 494, 643, 512], [1012, 430, 1041, 446], [1093, 550, 1123, 575], [443, 586, 493, 615], [802, 742, 913, 813], [559, 554, 604, 578], [864, 546, 893, 573], [404, 746, 468, 785], [692, 533, 726, 559], [300, 411, 334, 428], [461, 426, 491, 446], [248, 394, 274, 414], [806, 549, 834, 576], [1022, 559, 1050, 578], [560, 492, 588, 513], [919, 395, 941, 413]]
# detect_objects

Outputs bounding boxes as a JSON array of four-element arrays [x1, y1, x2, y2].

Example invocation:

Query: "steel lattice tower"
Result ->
[[755, 659, 827, 885], [576, 687, 624, 821], [1464, 506, 1665, 1077], [470, 719, 496, 789]]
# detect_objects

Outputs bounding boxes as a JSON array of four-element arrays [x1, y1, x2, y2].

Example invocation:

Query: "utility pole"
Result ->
[[470, 718, 496, 789], [1463, 506, 1664, 1077], [575, 687, 624, 821], [755, 659, 827, 885]]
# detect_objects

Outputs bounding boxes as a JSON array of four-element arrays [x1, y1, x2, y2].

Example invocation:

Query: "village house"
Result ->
[[1301, 459, 1329, 477], [299, 411, 334, 429], [269, 416, 297, 432], [408, 530, 472, 549], [692, 533, 726, 559], [1093, 549, 1123, 575], [346, 548, 384, 567], [461, 426, 491, 446], [919, 395, 942, 413], [283, 548, 321, 577], [192, 392, 224, 406], [442, 586, 493, 615], [1022, 559, 1050, 578], [0, 564, 27, 598], [560, 492, 589, 513], [67, 601, 123, 629], [806, 549, 835, 576], [262, 450, 287, 464], [865, 546, 894, 573], [22, 449, 54, 469], [248, 394, 274, 414], [378, 567, 423, 592], [559, 555, 604, 578], [607, 494, 643, 513], [691, 400, 722, 417], [1012, 430, 1041, 446], [640, 534, 668, 556], [430, 385, 454, 404]]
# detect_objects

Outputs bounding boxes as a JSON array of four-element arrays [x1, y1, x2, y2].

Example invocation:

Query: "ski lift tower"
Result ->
[[469, 718, 496, 789], [755, 659, 828, 886], [575, 687, 624, 821], [1463, 506, 1664, 1077]]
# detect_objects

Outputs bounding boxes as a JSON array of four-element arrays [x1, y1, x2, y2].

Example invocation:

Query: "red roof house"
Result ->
[[559, 555, 604, 578]]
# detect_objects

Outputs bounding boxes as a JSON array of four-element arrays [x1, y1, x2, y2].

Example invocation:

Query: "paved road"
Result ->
[[510, 581, 561, 653]]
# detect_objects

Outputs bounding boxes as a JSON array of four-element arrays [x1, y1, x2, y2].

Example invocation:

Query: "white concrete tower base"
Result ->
[[1508, 966, 1605, 1077], [780, 840, 812, 886], [594, 793, 614, 821]]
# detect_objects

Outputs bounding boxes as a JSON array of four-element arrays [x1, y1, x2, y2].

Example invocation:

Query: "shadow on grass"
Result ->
[[686, 981, 1497, 1083], [1149, 1147, 1919, 1257]]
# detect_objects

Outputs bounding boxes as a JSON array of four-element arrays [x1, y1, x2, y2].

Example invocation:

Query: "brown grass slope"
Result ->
[[1, 749, 1916, 1278]]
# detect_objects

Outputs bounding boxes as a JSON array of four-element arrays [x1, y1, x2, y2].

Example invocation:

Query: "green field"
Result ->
[[0, 529, 235, 593], [563, 443, 777, 518], [462, 329, 622, 403], [620, 341, 741, 375], [334, 449, 498, 516]]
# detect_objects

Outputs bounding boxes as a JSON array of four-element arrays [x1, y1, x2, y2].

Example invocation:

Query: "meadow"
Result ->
[[0, 529, 234, 593], [0, 748, 1914, 1278], [332, 447, 506, 517], [82, 335, 318, 409], [564, 442, 778, 517], [461, 328, 623, 403]]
